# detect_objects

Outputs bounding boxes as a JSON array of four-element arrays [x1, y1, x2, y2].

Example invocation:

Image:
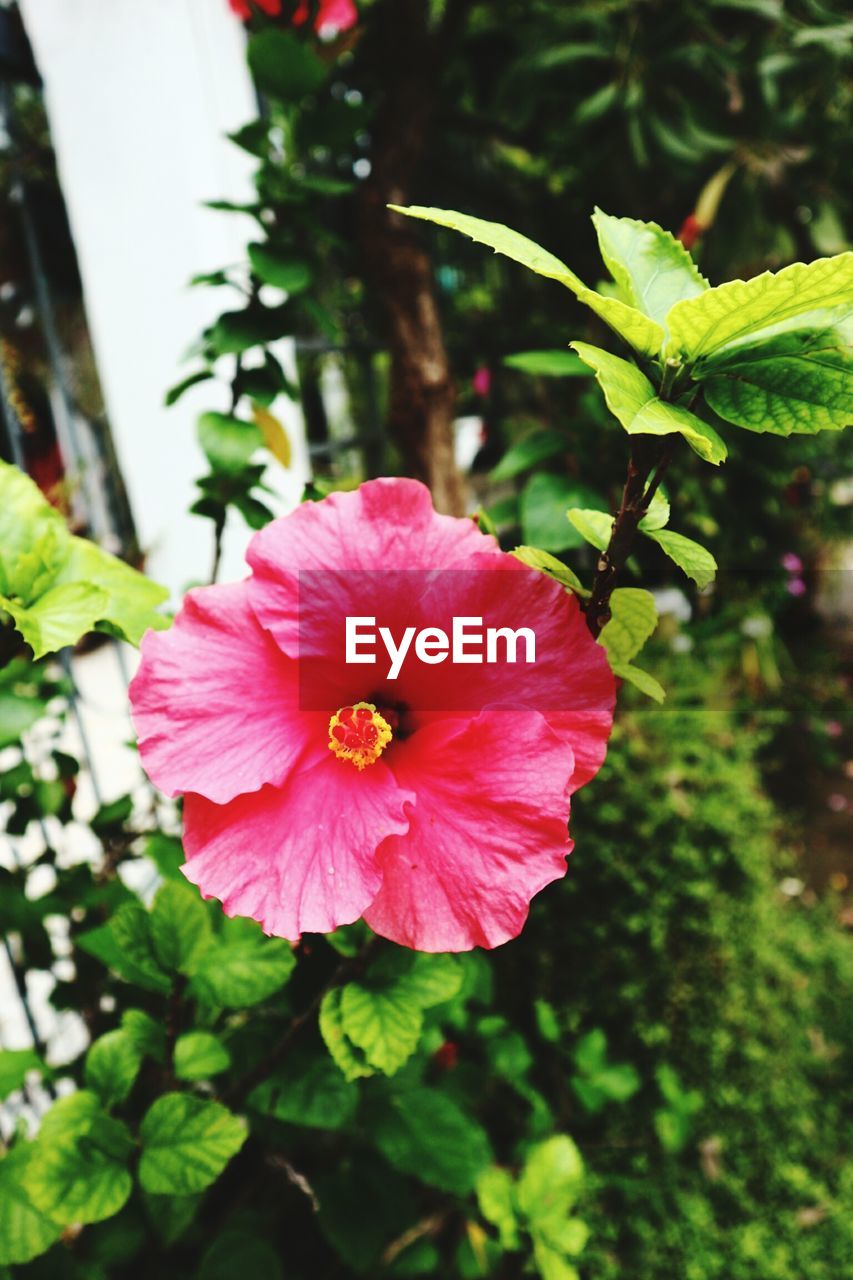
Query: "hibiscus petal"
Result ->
[[364, 711, 574, 952], [182, 757, 413, 939], [130, 581, 320, 804], [246, 478, 496, 655]]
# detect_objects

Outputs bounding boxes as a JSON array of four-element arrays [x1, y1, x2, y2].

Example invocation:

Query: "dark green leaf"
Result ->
[[503, 350, 589, 377], [249, 1049, 359, 1130], [371, 1087, 492, 1195], [248, 244, 314, 294], [248, 29, 328, 102], [164, 370, 213, 407], [490, 430, 569, 482]]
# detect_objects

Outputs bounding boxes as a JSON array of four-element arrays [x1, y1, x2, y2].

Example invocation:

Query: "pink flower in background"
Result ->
[[130, 479, 614, 952], [293, 0, 358, 34], [787, 577, 807, 597], [472, 365, 492, 398], [228, 0, 282, 19], [781, 552, 803, 574]]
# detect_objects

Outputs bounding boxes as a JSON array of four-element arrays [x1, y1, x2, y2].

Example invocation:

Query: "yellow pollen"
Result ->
[[328, 701, 393, 771]]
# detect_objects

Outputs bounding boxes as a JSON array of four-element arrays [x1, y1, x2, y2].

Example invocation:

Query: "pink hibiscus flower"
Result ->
[[129, 479, 614, 952]]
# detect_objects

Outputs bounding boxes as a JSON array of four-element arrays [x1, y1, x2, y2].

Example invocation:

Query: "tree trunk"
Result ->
[[355, 0, 466, 516]]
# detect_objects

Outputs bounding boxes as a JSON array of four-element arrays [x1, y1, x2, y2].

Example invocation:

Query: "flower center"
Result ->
[[328, 702, 393, 771]]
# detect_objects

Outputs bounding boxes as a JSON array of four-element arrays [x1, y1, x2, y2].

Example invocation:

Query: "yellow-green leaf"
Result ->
[[512, 547, 588, 597], [591, 209, 707, 325], [571, 342, 727, 464], [666, 251, 853, 361], [598, 588, 658, 665], [567, 509, 613, 553], [643, 528, 717, 588], [391, 205, 664, 357]]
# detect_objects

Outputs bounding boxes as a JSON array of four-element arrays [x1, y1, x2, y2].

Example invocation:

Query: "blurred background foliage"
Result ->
[[1, 1, 851, 1277]]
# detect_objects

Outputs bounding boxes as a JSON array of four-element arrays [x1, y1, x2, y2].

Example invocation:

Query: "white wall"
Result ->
[[20, 0, 310, 595]]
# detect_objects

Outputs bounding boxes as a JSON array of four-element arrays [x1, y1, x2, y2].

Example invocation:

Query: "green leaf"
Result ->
[[570, 342, 727, 464], [249, 1049, 359, 1130], [521, 474, 605, 553], [0, 691, 46, 748], [85, 1030, 143, 1108], [566, 508, 613, 553], [503, 350, 589, 377], [699, 313, 853, 436], [142, 1192, 201, 1247], [319, 988, 375, 1082], [138, 1094, 247, 1195], [56, 538, 169, 646], [666, 251, 853, 361], [192, 937, 295, 1007], [26, 1092, 134, 1226], [591, 208, 707, 325], [165, 369, 213, 407], [0, 460, 66, 599], [207, 304, 293, 355], [642, 528, 717, 588], [199, 1230, 285, 1280], [197, 412, 264, 475], [150, 881, 213, 975], [174, 1032, 231, 1081], [490, 430, 569, 482], [638, 491, 670, 531], [247, 29, 327, 102], [0, 1048, 42, 1101], [248, 244, 313, 294], [611, 662, 666, 703], [371, 1087, 492, 1195], [598, 588, 658, 665], [476, 1166, 520, 1250], [339, 983, 424, 1076], [0, 1146, 62, 1266], [512, 547, 588, 597], [109, 904, 171, 993], [532, 1242, 581, 1280], [121, 1009, 166, 1063], [391, 205, 663, 357], [0, 461, 168, 653], [517, 1136, 584, 1223], [397, 953, 464, 1007], [1, 583, 110, 660], [331, 954, 461, 1079]]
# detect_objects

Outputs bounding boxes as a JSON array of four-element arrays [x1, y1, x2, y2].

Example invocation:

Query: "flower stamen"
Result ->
[[328, 702, 393, 770]]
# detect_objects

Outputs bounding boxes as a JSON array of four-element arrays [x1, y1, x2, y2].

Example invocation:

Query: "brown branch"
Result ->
[[583, 437, 673, 638]]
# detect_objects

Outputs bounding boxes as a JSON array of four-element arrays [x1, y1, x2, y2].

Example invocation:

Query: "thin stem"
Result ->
[[209, 513, 226, 585]]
